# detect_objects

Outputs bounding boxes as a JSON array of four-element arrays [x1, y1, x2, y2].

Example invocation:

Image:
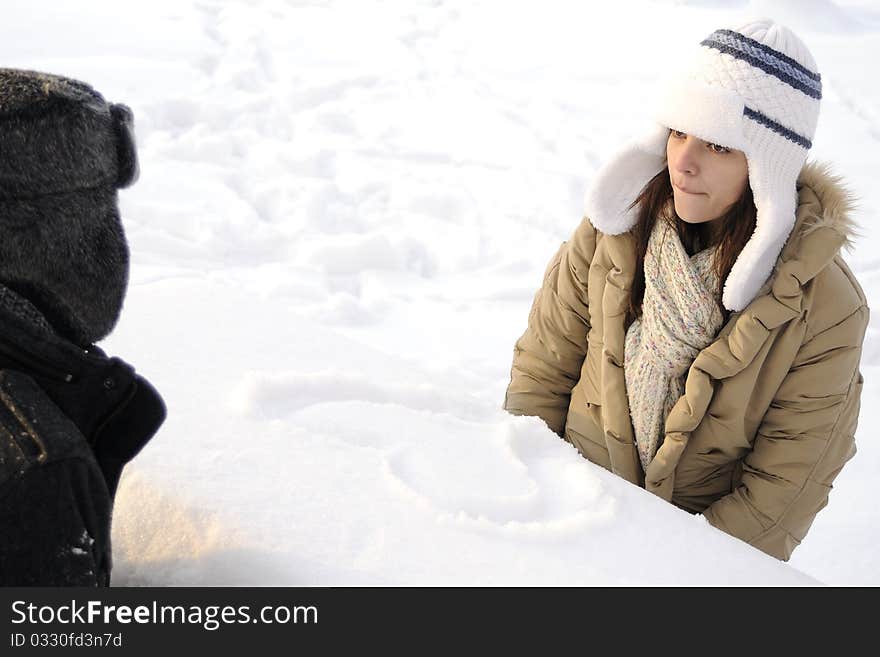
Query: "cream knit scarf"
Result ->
[[624, 217, 724, 471]]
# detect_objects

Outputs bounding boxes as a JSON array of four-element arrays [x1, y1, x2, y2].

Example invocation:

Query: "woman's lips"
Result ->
[[673, 183, 704, 195]]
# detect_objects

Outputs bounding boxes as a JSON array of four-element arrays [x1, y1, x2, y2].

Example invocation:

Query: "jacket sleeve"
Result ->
[[702, 303, 869, 561], [502, 216, 596, 437]]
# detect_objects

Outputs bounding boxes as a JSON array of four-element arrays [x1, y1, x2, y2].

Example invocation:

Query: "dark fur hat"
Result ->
[[0, 68, 138, 347]]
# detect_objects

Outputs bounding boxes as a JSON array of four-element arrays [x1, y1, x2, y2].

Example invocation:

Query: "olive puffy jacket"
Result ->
[[503, 161, 869, 561]]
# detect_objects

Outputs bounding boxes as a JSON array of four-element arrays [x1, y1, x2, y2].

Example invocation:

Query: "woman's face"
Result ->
[[666, 129, 749, 225]]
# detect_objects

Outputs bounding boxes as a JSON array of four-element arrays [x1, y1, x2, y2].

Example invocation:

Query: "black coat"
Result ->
[[0, 298, 165, 585]]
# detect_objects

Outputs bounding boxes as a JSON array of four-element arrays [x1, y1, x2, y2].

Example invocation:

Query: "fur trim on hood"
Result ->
[[795, 160, 861, 255], [747, 159, 862, 311]]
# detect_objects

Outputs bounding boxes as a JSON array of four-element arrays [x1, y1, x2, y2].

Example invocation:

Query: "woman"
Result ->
[[503, 19, 869, 561]]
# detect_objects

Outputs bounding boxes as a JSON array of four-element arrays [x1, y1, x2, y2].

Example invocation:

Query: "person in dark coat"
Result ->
[[0, 68, 166, 586]]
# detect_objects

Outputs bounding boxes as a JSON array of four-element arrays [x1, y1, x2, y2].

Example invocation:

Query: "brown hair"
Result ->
[[624, 165, 757, 330]]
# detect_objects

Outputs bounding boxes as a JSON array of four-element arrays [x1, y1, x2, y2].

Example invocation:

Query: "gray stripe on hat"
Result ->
[[743, 106, 812, 149], [701, 30, 822, 100]]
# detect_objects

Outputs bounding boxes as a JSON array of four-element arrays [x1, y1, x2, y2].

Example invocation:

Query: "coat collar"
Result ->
[[0, 287, 96, 383], [0, 287, 166, 497]]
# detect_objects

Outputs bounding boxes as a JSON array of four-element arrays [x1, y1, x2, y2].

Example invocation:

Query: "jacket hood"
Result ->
[[786, 160, 860, 270], [746, 159, 860, 317]]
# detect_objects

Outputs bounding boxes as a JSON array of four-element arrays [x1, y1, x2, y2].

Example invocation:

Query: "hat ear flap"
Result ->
[[110, 103, 139, 188], [584, 122, 669, 235]]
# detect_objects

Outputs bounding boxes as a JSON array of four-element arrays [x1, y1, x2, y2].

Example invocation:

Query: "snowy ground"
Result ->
[[2, 0, 879, 585]]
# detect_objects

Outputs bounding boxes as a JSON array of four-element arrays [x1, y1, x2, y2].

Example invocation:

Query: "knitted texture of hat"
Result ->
[[684, 20, 820, 150], [584, 19, 822, 313], [0, 69, 136, 346], [624, 217, 724, 471]]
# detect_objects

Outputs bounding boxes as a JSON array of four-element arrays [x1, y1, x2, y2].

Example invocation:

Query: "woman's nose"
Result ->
[[672, 136, 700, 175]]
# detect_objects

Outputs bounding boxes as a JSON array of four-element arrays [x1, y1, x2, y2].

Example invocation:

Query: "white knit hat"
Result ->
[[584, 19, 822, 312]]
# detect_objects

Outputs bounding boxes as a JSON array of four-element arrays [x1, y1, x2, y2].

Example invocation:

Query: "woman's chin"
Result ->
[[674, 208, 699, 223], [674, 203, 714, 225]]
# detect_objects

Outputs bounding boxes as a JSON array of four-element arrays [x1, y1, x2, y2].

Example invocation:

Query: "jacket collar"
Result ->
[[0, 286, 166, 498], [0, 290, 100, 383]]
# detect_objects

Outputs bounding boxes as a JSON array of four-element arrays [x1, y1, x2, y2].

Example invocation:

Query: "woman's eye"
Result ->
[[670, 129, 728, 153]]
